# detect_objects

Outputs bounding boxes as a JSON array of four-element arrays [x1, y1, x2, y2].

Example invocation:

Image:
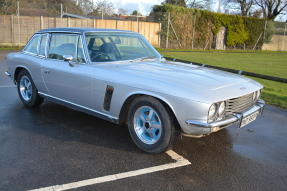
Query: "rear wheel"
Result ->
[[127, 96, 177, 153], [17, 70, 43, 107]]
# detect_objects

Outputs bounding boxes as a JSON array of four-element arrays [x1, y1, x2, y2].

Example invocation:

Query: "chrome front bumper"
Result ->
[[5, 71, 11, 77], [184, 100, 265, 137]]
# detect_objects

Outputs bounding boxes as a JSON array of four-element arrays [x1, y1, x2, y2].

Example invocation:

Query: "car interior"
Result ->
[[87, 36, 122, 62]]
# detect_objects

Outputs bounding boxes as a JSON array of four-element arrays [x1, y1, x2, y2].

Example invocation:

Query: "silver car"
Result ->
[[5, 28, 265, 153]]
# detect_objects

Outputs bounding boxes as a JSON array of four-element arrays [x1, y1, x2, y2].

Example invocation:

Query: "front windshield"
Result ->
[[85, 32, 161, 62]]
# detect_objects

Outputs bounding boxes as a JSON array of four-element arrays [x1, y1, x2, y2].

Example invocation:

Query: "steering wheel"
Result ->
[[91, 52, 111, 62]]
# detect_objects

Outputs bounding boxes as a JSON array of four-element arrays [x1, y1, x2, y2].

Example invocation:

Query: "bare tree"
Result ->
[[186, 0, 213, 10], [76, 0, 93, 15], [131, 10, 142, 16], [0, 0, 16, 15], [88, 0, 115, 16], [254, 0, 287, 20], [165, 0, 187, 7], [223, 0, 254, 16], [118, 8, 127, 15]]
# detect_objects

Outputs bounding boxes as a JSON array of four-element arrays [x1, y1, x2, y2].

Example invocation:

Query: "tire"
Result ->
[[127, 96, 178, 153], [16, 70, 44, 107]]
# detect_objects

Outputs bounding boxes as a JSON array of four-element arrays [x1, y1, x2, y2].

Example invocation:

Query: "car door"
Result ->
[[41, 33, 92, 108]]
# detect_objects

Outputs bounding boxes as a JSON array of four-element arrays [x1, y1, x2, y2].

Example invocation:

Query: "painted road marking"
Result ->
[[0, 85, 16, 88], [28, 150, 191, 191]]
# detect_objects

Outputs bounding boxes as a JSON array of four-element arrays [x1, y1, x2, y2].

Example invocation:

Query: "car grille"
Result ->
[[225, 93, 256, 116]]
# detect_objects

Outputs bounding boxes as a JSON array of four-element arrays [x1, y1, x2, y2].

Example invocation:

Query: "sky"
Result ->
[[104, 0, 219, 16], [100, 0, 165, 15], [93, 0, 286, 21]]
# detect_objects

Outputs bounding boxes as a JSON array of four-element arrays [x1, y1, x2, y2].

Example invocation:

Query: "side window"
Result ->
[[24, 35, 41, 54], [39, 34, 48, 56], [77, 37, 86, 63], [48, 33, 78, 61]]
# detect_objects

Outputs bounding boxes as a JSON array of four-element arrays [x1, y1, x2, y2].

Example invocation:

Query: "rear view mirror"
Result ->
[[113, 37, 121, 44]]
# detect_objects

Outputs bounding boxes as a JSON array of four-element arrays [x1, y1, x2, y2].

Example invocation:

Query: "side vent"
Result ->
[[103, 85, 114, 111]]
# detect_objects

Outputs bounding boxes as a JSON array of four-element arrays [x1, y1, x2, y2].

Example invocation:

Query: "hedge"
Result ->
[[150, 4, 273, 49]]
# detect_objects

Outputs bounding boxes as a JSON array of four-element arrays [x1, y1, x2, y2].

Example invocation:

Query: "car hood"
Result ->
[[92, 60, 263, 103]]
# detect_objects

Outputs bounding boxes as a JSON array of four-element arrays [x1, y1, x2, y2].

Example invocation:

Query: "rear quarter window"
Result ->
[[24, 35, 41, 54], [39, 34, 48, 56]]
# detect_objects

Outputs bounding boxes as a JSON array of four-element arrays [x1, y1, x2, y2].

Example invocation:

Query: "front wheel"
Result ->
[[127, 96, 177, 153], [17, 70, 44, 107]]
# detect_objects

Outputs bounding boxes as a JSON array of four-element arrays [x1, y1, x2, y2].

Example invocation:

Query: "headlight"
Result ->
[[253, 90, 261, 101], [253, 91, 257, 101], [218, 101, 226, 115], [256, 90, 261, 100], [208, 103, 217, 119]]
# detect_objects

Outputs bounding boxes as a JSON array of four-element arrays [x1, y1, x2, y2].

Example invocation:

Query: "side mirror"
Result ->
[[63, 55, 75, 67], [63, 55, 73, 62]]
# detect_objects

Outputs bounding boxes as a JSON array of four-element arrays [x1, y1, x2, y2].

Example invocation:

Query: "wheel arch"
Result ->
[[14, 66, 31, 83], [119, 92, 181, 130]]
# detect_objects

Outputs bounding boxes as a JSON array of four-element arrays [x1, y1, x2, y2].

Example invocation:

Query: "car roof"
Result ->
[[37, 27, 135, 34]]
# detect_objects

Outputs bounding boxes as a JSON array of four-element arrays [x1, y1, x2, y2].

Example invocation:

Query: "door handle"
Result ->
[[44, 70, 50, 74]]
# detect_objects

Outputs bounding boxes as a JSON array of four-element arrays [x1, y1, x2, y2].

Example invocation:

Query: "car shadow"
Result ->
[[10, 101, 142, 154], [9, 99, 234, 157]]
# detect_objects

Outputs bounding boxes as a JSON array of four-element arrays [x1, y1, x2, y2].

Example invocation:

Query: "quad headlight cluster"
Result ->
[[253, 90, 261, 101], [208, 101, 226, 122], [208, 90, 261, 123]]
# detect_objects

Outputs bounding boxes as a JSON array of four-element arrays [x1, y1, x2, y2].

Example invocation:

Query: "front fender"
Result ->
[[112, 88, 210, 134]]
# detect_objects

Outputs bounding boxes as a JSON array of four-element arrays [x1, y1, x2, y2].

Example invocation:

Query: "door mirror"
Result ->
[[63, 55, 73, 62], [63, 55, 76, 67]]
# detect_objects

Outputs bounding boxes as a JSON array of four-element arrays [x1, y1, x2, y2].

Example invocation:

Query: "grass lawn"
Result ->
[[160, 50, 287, 78], [160, 50, 287, 109]]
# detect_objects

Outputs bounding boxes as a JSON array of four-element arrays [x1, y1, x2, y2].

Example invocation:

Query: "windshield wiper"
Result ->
[[130, 56, 156, 62]]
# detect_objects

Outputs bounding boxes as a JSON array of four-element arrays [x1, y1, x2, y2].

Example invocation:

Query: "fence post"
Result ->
[[17, 15, 20, 47], [253, 32, 263, 50], [93, 19, 96, 28], [67, 17, 70, 27], [192, 14, 196, 49], [165, 12, 170, 49], [159, 22, 161, 48], [170, 20, 181, 48], [263, 19, 267, 43], [137, 16, 140, 33], [11, 15, 14, 45], [283, 22, 287, 51], [40, 16, 44, 29]]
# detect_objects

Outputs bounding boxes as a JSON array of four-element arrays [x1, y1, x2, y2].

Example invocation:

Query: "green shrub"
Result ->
[[151, 4, 274, 49]]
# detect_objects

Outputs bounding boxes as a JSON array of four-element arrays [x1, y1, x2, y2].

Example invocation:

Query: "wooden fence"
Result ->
[[0, 15, 161, 47], [262, 35, 287, 51]]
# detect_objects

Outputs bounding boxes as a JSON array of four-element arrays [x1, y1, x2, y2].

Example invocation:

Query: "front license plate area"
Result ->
[[240, 111, 260, 128]]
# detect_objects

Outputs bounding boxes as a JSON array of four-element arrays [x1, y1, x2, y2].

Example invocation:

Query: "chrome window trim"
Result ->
[[38, 33, 49, 57], [82, 32, 92, 64], [82, 32, 161, 64], [46, 32, 86, 64], [22, 33, 48, 59], [22, 34, 42, 55], [38, 92, 119, 123], [76, 35, 88, 64], [36, 31, 82, 35]]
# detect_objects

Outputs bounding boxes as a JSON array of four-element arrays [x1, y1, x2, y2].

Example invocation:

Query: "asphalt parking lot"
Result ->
[[1, 52, 287, 191]]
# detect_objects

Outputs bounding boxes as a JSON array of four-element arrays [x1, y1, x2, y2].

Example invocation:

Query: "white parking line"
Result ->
[[28, 150, 191, 191], [0, 85, 16, 88]]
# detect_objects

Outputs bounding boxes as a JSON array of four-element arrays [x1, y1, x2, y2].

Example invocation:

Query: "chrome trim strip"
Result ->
[[38, 92, 119, 123], [37, 31, 136, 35], [5, 71, 11, 77], [186, 99, 265, 128]]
